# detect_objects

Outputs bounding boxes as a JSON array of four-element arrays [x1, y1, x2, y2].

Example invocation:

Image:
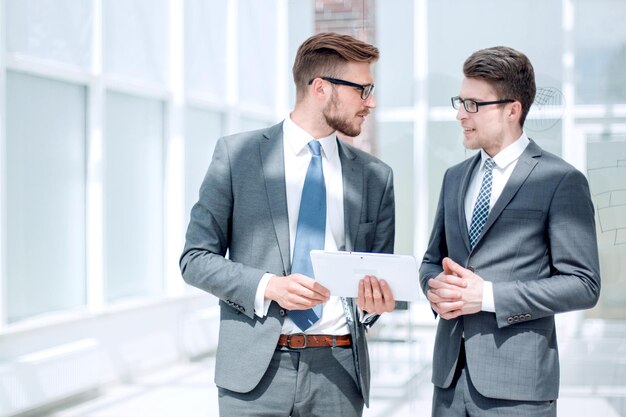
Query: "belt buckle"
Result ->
[[287, 334, 307, 349]]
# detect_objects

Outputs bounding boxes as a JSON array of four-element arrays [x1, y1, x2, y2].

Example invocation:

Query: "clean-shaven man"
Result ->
[[420, 46, 601, 416]]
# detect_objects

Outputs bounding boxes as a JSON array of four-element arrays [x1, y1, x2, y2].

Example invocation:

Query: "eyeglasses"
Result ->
[[451, 96, 514, 113], [308, 76, 375, 100]]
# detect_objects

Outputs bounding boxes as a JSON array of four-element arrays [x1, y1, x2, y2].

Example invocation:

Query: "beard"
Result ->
[[322, 92, 364, 137]]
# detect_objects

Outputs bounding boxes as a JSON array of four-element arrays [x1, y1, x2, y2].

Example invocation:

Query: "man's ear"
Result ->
[[508, 101, 523, 123], [309, 78, 328, 100]]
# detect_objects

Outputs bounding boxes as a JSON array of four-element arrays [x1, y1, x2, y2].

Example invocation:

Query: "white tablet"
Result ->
[[310, 250, 421, 302]]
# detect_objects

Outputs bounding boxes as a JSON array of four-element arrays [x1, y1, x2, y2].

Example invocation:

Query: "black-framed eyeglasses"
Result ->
[[308, 76, 375, 100], [451, 96, 514, 113]]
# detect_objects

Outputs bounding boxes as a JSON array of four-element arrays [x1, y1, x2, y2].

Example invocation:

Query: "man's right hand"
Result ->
[[265, 274, 330, 310], [426, 257, 465, 317]]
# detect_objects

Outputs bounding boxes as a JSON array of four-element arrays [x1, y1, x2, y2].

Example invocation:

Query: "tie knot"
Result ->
[[308, 140, 322, 156], [484, 158, 495, 171]]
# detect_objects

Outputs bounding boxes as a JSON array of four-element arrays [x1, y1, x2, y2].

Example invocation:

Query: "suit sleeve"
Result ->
[[419, 171, 449, 295], [179, 137, 265, 320], [493, 168, 601, 327]]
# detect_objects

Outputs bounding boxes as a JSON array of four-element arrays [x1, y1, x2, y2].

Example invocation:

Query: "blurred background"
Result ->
[[0, 0, 625, 416]]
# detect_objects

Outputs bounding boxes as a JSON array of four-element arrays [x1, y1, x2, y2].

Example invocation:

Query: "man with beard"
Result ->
[[180, 32, 396, 417]]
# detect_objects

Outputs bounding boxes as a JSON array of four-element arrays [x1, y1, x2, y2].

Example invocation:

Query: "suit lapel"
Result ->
[[478, 140, 541, 243], [338, 139, 362, 252], [337, 139, 361, 329], [460, 154, 482, 252], [259, 123, 291, 274]]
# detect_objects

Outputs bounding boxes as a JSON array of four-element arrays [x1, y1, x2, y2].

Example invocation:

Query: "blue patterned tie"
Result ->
[[288, 140, 326, 330], [468, 158, 495, 248]]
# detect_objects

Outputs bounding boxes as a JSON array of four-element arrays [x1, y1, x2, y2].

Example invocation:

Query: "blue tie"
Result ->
[[468, 158, 495, 248], [288, 141, 326, 330]]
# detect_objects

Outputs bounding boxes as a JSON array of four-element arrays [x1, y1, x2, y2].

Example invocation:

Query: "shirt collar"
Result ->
[[283, 114, 337, 158], [480, 132, 530, 170]]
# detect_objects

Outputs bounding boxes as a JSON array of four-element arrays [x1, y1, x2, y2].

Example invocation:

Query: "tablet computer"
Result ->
[[310, 250, 421, 302]]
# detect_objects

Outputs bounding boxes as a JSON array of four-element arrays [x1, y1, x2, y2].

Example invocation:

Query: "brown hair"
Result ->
[[292, 32, 379, 99], [463, 46, 536, 127]]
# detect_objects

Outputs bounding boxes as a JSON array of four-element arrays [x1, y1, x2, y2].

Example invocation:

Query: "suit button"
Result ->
[[524, 314, 531, 320], [507, 317, 514, 324], [512, 315, 520, 323], [279, 309, 286, 317]]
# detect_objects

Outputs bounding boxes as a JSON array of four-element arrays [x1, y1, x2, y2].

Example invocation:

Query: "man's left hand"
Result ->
[[356, 275, 396, 314]]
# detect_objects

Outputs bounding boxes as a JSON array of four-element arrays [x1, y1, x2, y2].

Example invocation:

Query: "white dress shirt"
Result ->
[[464, 133, 530, 312], [254, 115, 350, 335]]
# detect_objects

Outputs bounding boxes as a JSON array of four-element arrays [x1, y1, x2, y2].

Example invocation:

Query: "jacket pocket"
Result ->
[[499, 209, 543, 220]]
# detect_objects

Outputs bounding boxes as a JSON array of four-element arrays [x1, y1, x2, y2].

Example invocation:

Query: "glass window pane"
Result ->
[[184, 107, 222, 222], [575, 1, 626, 104], [104, 92, 164, 302], [103, 0, 169, 86], [185, 0, 228, 97], [526, 85, 565, 156], [525, 125, 562, 156], [377, 122, 414, 254], [587, 134, 626, 319], [6, 0, 92, 68], [287, 0, 314, 110], [6, 72, 86, 322], [238, 0, 277, 108], [375, 0, 414, 108], [426, 121, 476, 230]]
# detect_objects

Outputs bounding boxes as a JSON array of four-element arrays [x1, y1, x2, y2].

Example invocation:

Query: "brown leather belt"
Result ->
[[277, 334, 352, 349]]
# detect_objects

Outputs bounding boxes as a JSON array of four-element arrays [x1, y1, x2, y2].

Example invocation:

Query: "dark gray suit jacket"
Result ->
[[180, 122, 395, 406], [420, 140, 600, 401]]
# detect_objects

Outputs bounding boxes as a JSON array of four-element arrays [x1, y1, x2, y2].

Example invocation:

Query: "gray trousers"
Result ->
[[432, 343, 557, 417], [218, 345, 364, 417]]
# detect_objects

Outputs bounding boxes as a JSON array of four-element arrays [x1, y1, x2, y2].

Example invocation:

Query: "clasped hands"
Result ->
[[427, 257, 484, 320], [266, 274, 395, 315]]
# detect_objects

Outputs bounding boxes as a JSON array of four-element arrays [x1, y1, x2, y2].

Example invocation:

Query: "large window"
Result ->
[[3, 0, 623, 333], [1, 0, 305, 327]]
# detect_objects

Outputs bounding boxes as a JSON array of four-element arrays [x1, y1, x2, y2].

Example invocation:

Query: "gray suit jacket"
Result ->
[[180, 122, 395, 406], [419, 140, 600, 401]]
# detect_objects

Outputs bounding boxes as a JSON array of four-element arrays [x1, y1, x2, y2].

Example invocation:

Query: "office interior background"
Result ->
[[0, 0, 625, 416]]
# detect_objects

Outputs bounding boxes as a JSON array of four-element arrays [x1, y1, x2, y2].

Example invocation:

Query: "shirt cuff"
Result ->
[[482, 280, 495, 312], [358, 307, 378, 325], [254, 273, 274, 318]]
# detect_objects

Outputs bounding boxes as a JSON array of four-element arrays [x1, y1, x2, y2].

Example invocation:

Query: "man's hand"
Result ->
[[356, 275, 396, 314], [427, 257, 484, 320], [265, 274, 330, 310]]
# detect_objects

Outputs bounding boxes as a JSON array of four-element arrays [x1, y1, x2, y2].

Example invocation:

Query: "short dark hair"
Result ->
[[292, 32, 379, 100], [463, 46, 536, 127]]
